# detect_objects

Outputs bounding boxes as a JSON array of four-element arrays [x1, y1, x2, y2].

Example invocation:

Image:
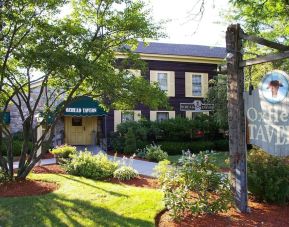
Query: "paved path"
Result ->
[[12, 148, 157, 177]]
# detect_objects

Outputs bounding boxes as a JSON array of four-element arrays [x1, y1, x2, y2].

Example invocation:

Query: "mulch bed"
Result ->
[[108, 175, 159, 189], [0, 180, 59, 197], [156, 200, 289, 227], [32, 164, 66, 174]]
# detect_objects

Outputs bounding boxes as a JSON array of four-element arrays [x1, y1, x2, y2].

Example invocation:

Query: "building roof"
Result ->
[[134, 42, 226, 59]]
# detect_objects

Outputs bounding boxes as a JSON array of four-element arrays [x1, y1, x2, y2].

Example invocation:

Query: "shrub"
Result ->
[[158, 117, 194, 141], [157, 141, 214, 155], [0, 168, 9, 183], [51, 145, 77, 159], [65, 151, 118, 180], [248, 148, 289, 204], [155, 151, 232, 220], [144, 144, 168, 162], [213, 139, 229, 151], [113, 166, 138, 180], [1, 139, 33, 156], [124, 128, 137, 155]]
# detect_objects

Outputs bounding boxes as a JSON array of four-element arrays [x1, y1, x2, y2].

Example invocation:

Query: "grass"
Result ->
[[0, 174, 164, 227], [168, 152, 229, 169]]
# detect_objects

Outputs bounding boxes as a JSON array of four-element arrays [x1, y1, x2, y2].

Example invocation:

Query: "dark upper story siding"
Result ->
[[106, 59, 220, 134], [142, 60, 218, 97]]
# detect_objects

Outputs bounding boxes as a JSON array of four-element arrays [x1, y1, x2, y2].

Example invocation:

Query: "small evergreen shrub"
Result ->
[[65, 151, 118, 180], [124, 128, 137, 155], [248, 148, 289, 204], [113, 166, 138, 180], [155, 151, 232, 220], [144, 144, 168, 162], [51, 145, 77, 163]]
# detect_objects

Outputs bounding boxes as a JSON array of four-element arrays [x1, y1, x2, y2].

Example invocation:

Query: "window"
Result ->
[[157, 112, 169, 122], [72, 117, 82, 126], [157, 73, 168, 92], [121, 112, 134, 123], [192, 112, 202, 120], [192, 74, 202, 96]]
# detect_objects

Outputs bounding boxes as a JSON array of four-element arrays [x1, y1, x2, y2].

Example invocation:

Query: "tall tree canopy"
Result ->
[[0, 0, 168, 179], [228, 0, 289, 87]]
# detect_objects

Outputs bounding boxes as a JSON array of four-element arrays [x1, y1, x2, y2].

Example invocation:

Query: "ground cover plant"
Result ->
[[0, 173, 164, 226]]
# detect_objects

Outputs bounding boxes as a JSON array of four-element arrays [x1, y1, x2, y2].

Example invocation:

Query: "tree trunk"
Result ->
[[226, 24, 249, 213]]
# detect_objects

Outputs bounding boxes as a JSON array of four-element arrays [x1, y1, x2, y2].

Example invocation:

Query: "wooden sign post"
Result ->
[[225, 23, 289, 213], [226, 24, 249, 213]]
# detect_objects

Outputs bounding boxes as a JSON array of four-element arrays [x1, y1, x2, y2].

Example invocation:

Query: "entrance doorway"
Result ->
[[64, 116, 97, 145]]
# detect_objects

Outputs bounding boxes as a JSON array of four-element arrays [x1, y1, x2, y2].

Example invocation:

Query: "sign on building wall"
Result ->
[[244, 70, 289, 156], [180, 100, 214, 112]]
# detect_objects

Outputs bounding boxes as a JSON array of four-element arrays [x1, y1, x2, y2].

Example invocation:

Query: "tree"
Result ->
[[206, 75, 228, 130], [228, 0, 289, 85], [0, 0, 168, 180]]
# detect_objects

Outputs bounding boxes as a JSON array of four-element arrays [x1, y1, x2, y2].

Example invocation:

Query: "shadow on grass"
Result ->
[[0, 193, 154, 227], [56, 174, 128, 198]]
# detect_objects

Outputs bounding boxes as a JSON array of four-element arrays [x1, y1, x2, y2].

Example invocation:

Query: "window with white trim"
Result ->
[[157, 112, 169, 122], [121, 112, 134, 123], [192, 74, 202, 96], [157, 72, 168, 92]]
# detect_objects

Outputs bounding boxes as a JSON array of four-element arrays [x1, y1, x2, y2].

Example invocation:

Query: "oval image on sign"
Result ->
[[260, 70, 289, 104]]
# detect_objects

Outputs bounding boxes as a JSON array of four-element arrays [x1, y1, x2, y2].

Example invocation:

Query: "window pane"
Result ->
[[192, 75, 202, 96], [72, 117, 82, 126], [157, 73, 168, 91], [157, 112, 169, 122], [121, 112, 134, 122]]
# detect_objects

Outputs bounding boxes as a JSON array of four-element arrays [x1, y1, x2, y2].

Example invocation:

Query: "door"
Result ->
[[64, 117, 97, 145]]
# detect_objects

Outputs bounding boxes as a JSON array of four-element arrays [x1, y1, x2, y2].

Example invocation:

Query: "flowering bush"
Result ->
[[113, 166, 138, 180], [155, 151, 232, 220]]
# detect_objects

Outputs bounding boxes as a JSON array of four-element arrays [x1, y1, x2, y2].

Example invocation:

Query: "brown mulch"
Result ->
[[0, 180, 59, 197], [108, 175, 160, 189], [32, 164, 66, 174], [157, 200, 289, 227]]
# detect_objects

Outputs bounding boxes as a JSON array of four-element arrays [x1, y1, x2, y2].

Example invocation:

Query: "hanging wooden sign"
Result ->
[[180, 100, 214, 112], [244, 70, 289, 156]]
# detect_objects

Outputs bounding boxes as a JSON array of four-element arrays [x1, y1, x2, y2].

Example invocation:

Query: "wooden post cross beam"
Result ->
[[226, 24, 249, 213]]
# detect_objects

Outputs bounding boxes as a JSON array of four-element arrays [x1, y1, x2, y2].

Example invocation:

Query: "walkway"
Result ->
[[12, 147, 157, 177]]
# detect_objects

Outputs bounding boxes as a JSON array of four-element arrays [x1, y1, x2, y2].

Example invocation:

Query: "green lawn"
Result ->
[[168, 152, 229, 169], [0, 174, 164, 227]]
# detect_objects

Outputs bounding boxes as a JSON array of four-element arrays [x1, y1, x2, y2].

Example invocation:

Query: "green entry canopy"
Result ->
[[64, 96, 107, 117]]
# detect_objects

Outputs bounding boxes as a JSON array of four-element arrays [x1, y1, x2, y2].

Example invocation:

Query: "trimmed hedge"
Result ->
[[156, 139, 229, 155], [157, 141, 214, 155]]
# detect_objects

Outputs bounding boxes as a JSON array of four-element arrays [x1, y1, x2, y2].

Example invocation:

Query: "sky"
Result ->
[[148, 0, 230, 47], [62, 0, 230, 47]]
